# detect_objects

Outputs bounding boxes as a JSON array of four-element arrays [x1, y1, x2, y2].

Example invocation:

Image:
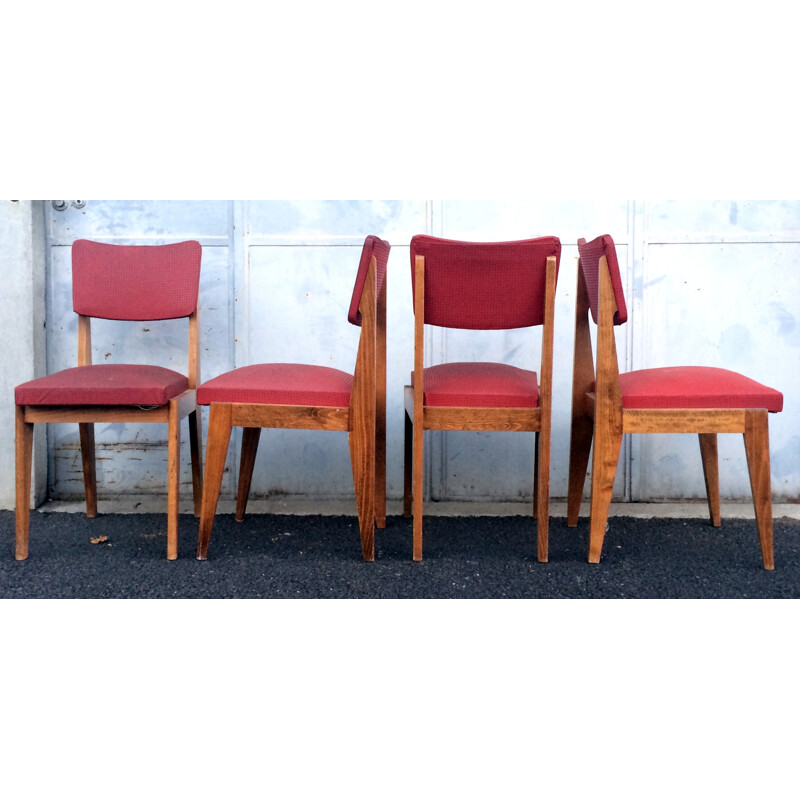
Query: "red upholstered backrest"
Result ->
[[348, 235, 391, 326], [576, 235, 628, 326], [72, 239, 202, 321], [409, 235, 561, 329]]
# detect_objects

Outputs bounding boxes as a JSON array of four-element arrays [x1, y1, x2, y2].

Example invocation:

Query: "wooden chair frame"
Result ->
[[196, 254, 386, 561], [16, 311, 203, 561], [567, 252, 775, 569], [403, 254, 558, 562]]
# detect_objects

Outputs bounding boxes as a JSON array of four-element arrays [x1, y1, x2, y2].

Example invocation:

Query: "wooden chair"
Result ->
[[15, 239, 204, 560], [403, 235, 561, 561], [195, 234, 390, 561], [568, 234, 783, 568]]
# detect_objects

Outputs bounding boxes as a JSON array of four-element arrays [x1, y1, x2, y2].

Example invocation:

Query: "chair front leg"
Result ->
[[189, 409, 203, 519], [567, 415, 594, 527], [698, 433, 721, 527], [167, 399, 181, 560], [15, 406, 33, 561], [78, 422, 98, 518], [744, 410, 775, 570], [403, 408, 413, 518], [197, 404, 233, 560]]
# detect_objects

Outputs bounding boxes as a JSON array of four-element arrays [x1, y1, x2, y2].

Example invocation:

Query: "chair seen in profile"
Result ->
[[15, 239, 204, 560], [404, 234, 561, 561], [195, 234, 390, 561], [568, 234, 783, 568]]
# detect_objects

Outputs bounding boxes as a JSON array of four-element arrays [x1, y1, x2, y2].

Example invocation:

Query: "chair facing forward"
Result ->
[[404, 234, 561, 561], [15, 239, 204, 560], [568, 234, 783, 568], [195, 234, 390, 561]]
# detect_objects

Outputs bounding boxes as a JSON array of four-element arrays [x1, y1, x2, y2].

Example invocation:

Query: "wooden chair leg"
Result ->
[[167, 400, 181, 560], [197, 404, 233, 560], [699, 433, 721, 527], [189, 409, 203, 519], [588, 421, 622, 563], [533, 431, 540, 520], [349, 429, 376, 562], [15, 406, 33, 561], [567, 415, 594, 527], [376, 390, 387, 530], [412, 412, 424, 561], [78, 422, 97, 518], [536, 429, 551, 563], [236, 427, 261, 522], [403, 409, 413, 518], [744, 410, 775, 570]]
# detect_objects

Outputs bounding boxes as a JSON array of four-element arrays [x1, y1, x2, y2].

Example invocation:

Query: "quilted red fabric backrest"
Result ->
[[348, 235, 391, 326], [409, 235, 561, 330], [576, 234, 628, 326], [72, 239, 202, 321]]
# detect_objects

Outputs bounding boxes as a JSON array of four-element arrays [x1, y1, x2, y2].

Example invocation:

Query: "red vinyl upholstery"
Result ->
[[409, 235, 561, 329], [348, 235, 391, 326], [576, 234, 628, 325], [197, 363, 353, 408], [618, 366, 783, 411], [72, 239, 202, 320], [15, 365, 189, 406], [412, 362, 539, 408]]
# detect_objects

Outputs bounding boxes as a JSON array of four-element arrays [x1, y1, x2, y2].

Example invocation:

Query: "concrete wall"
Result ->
[[1, 201, 47, 508], [2, 199, 798, 509]]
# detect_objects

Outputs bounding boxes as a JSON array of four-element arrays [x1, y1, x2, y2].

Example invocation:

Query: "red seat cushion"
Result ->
[[617, 366, 783, 412], [412, 362, 539, 408], [197, 364, 354, 407], [15, 364, 189, 406]]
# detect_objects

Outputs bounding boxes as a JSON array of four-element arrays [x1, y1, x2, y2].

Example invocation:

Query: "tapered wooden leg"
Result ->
[[376, 385, 387, 530], [78, 422, 97, 518], [15, 406, 33, 561], [403, 409, 413, 518], [412, 413, 424, 561], [349, 429, 376, 562], [744, 410, 774, 570], [567, 415, 594, 527], [236, 427, 261, 522], [536, 429, 551, 563], [167, 399, 181, 560], [533, 431, 540, 519], [588, 421, 622, 563], [189, 409, 203, 519], [699, 433, 721, 527], [197, 404, 233, 560]]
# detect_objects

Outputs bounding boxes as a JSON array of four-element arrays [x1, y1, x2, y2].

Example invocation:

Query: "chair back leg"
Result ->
[[588, 420, 623, 563], [15, 406, 34, 560]]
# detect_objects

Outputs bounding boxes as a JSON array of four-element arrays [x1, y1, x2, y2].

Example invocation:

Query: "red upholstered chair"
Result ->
[[404, 235, 561, 561], [195, 234, 391, 561], [568, 234, 783, 568], [15, 239, 204, 560]]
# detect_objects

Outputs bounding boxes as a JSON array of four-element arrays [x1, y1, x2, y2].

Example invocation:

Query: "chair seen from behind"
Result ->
[[568, 234, 783, 568], [15, 239, 204, 560], [404, 234, 561, 561], [195, 234, 390, 561]]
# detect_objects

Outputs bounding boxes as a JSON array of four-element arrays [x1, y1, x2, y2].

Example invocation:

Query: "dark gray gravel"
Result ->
[[2, 509, 799, 598]]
